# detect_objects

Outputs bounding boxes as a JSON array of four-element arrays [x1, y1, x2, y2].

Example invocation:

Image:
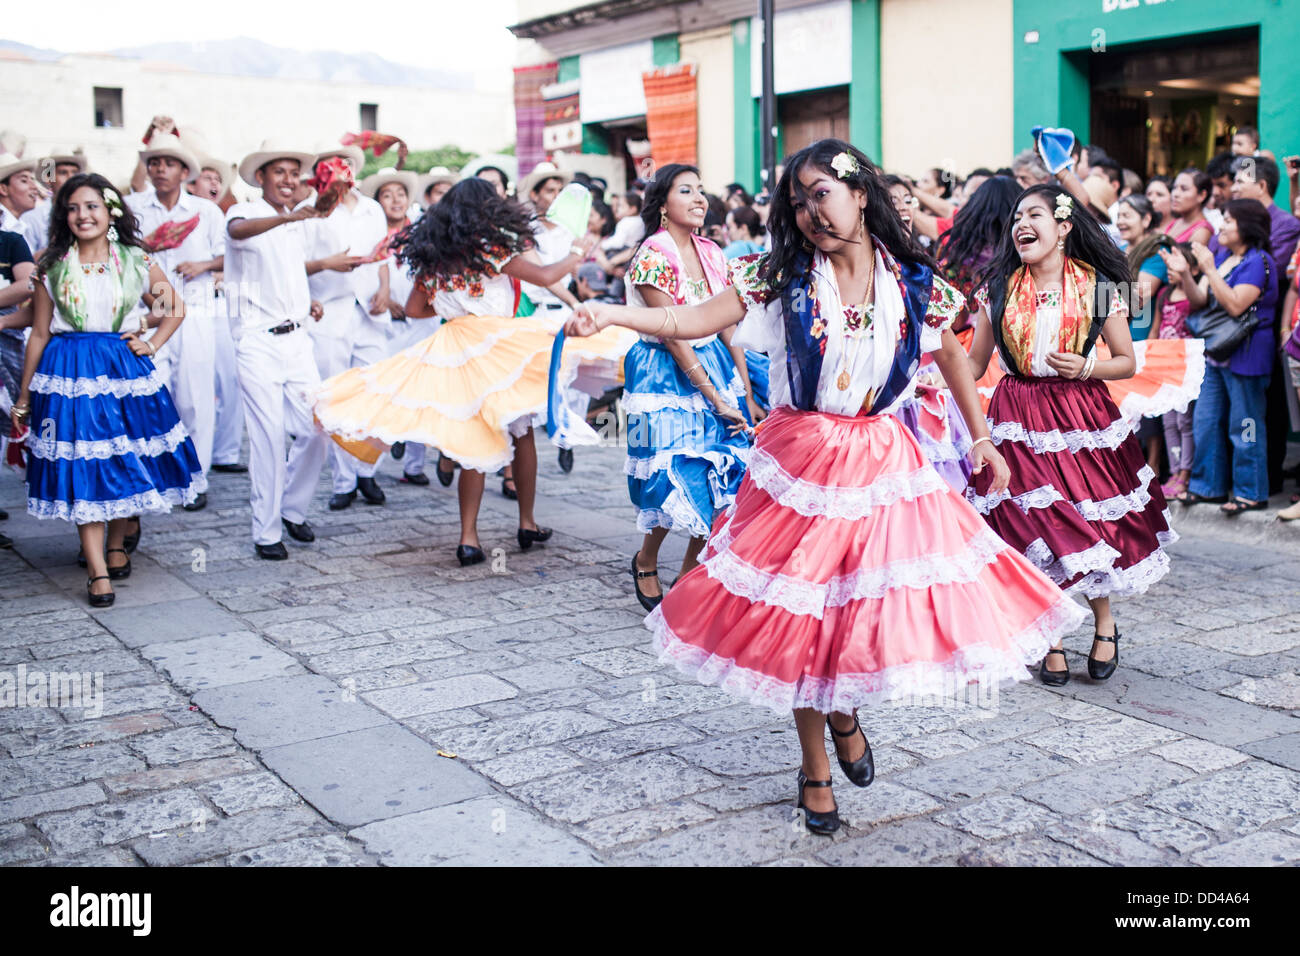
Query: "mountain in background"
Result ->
[[0, 37, 471, 90]]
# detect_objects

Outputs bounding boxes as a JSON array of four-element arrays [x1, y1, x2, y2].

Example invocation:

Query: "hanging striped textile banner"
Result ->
[[514, 62, 558, 181], [641, 63, 698, 168]]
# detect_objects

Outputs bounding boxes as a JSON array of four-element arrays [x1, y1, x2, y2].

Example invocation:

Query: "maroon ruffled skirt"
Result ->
[[968, 375, 1175, 599]]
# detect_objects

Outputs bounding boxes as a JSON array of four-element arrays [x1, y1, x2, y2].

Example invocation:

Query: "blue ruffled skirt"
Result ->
[[623, 338, 750, 536], [25, 333, 206, 523]]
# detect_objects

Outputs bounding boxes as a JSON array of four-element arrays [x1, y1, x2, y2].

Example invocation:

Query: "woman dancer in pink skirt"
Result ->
[[565, 140, 1086, 835]]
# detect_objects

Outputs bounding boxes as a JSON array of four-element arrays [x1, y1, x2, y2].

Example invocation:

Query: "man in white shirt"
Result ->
[[0, 154, 39, 236], [225, 141, 332, 560], [304, 145, 392, 510], [126, 135, 225, 509], [18, 150, 87, 257]]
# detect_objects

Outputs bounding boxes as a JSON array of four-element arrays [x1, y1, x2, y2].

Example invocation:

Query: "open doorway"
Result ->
[[1087, 28, 1258, 177]]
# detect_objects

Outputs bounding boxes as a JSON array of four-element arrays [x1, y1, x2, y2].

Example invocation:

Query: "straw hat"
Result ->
[[415, 166, 456, 201], [44, 149, 88, 173], [310, 143, 365, 178], [238, 140, 316, 187], [140, 133, 201, 182], [518, 161, 572, 200], [0, 152, 38, 183], [361, 166, 419, 202]]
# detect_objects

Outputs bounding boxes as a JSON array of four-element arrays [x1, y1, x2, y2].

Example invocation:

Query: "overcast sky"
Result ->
[[6, 0, 520, 77]]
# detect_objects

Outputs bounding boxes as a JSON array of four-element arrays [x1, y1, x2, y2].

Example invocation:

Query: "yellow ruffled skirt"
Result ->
[[313, 314, 633, 473]]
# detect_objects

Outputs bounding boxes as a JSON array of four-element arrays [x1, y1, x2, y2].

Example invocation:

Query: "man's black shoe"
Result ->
[[183, 493, 208, 512], [256, 542, 289, 560], [357, 476, 386, 504], [211, 463, 248, 473], [329, 491, 356, 511], [281, 518, 315, 542]]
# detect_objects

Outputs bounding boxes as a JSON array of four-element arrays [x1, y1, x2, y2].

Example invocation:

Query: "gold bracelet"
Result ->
[[652, 307, 671, 336], [146, 340, 157, 356], [971, 436, 994, 454], [665, 307, 678, 339]]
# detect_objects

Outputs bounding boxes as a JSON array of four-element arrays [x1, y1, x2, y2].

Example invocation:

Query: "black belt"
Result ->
[[267, 321, 299, 335]]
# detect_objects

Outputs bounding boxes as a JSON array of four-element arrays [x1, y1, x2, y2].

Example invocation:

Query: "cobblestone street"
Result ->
[[3, 441, 1300, 867]]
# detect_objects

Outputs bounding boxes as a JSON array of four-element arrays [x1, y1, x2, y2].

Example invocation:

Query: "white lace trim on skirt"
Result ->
[[967, 465, 1160, 523], [31, 369, 165, 399], [699, 525, 1011, 619], [746, 445, 948, 520], [990, 416, 1136, 454], [646, 595, 1088, 715], [28, 472, 206, 524], [27, 420, 190, 462]]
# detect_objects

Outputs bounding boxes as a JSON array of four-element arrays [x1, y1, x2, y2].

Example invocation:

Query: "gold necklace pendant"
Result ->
[[836, 368, 851, 391]]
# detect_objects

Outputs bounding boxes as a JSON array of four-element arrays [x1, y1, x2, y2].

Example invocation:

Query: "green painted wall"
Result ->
[[849, 0, 882, 164], [1012, 0, 1300, 206], [557, 56, 579, 84], [652, 34, 680, 67], [732, 19, 758, 192]]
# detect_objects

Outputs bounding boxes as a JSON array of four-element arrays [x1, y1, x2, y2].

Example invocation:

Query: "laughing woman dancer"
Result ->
[[967, 184, 1179, 686], [313, 177, 617, 565], [11, 173, 204, 606], [565, 140, 1085, 835]]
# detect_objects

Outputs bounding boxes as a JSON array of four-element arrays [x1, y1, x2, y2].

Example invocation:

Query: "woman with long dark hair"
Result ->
[[312, 176, 618, 565], [620, 164, 756, 611], [565, 140, 1085, 835], [1166, 199, 1277, 514], [968, 183, 1184, 686], [935, 175, 1020, 343], [10, 173, 204, 606]]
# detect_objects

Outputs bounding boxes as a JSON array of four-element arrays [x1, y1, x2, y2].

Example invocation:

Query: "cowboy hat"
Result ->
[[197, 155, 233, 184], [0, 152, 38, 184], [140, 133, 201, 182], [519, 162, 572, 200], [310, 143, 365, 178], [361, 166, 419, 202], [415, 166, 456, 201], [461, 153, 518, 190], [43, 149, 88, 173], [238, 140, 315, 187]]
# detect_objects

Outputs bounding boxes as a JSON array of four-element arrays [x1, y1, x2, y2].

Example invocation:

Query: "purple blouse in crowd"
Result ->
[[1211, 247, 1278, 376]]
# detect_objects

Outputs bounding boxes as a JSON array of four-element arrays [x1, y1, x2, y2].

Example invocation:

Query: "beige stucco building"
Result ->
[[0, 48, 513, 189]]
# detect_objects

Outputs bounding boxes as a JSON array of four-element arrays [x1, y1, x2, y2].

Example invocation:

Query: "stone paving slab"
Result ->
[[4, 446, 1300, 865]]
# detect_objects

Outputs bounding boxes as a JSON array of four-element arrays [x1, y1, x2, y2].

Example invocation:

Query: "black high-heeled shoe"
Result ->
[[123, 517, 141, 554], [1039, 648, 1070, 686], [106, 548, 132, 580], [517, 526, 552, 550], [827, 711, 874, 788], [501, 476, 517, 500], [1088, 630, 1120, 681], [456, 544, 486, 567], [631, 552, 663, 612], [86, 575, 115, 608], [436, 454, 455, 488], [795, 769, 840, 835]]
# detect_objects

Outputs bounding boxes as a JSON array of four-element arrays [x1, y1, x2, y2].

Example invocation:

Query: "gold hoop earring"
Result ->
[[659, 208, 668, 228]]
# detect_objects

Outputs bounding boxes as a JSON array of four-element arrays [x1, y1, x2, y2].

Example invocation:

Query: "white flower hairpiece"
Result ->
[[831, 151, 858, 180], [1054, 193, 1073, 221], [103, 187, 124, 218]]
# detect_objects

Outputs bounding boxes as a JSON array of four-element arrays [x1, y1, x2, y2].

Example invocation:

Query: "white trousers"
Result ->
[[309, 298, 390, 494], [385, 316, 436, 476], [212, 293, 245, 466], [235, 325, 328, 545], [152, 299, 216, 474]]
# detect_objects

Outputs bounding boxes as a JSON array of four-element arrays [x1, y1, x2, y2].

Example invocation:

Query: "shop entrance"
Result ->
[[1086, 28, 1258, 177], [778, 86, 850, 159]]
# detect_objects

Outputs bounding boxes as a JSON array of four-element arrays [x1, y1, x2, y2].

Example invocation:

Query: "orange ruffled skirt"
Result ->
[[313, 314, 632, 473]]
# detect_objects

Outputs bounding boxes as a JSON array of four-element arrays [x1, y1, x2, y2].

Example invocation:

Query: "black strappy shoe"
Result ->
[[795, 769, 840, 835], [87, 575, 115, 608], [1039, 648, 1070, 686], [1088, 630, 1121, 681], [827, 711, 874, 788], [123, 517, 141, 553], [106, 548, 131, 580], [631, 552, 663, 612]]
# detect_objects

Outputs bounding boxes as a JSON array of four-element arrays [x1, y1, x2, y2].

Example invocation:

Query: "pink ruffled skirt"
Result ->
[[647, 406, 1087, 714]]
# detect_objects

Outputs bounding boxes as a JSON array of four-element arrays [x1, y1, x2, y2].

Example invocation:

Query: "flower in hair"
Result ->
[[831, 151, 858, 180], [103, 187, 124, 219], [1054, 193, 1073, 221]]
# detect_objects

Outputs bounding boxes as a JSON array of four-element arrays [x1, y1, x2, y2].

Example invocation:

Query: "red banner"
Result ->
[[642, 63, 698, 168]]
